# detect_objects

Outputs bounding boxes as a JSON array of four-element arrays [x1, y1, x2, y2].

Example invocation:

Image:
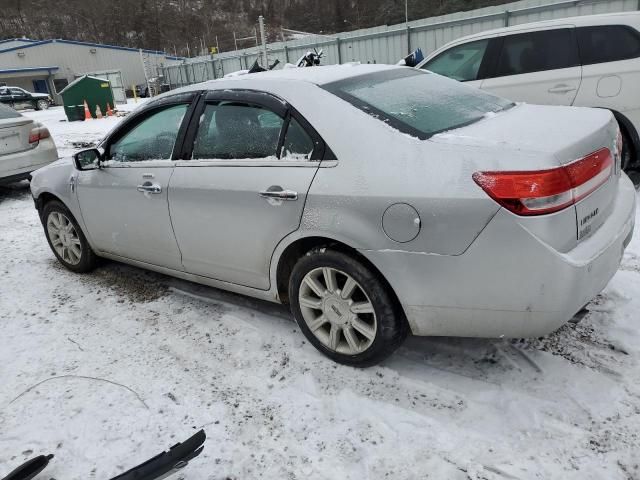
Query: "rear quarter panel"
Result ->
[[263, 81, 501, 256]]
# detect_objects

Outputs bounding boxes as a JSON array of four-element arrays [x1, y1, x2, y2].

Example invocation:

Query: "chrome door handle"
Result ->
[[137, 183, 162, 194], [548, 84, 577, 94], [259, 188, 298, 201]]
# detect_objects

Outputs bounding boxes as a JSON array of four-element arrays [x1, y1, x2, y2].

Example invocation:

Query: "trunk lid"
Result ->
[[0, 117, 35, 156], [432, 104, 621, 250]]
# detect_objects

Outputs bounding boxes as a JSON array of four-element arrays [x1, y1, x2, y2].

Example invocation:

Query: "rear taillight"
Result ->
[[473, 148, 613, 216], [29, 126, 50, 144]]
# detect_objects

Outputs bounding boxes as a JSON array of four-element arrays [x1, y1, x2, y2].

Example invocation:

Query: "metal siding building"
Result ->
[[161, 0, 640, 88], [0, 38, 182, 103]]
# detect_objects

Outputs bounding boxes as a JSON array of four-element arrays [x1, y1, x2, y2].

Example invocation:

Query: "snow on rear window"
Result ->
[[323, 69, 513, 139], [0, 104, 21, 120]]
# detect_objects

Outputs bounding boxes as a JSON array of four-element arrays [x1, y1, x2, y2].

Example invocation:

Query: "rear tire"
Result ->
[[289, 249, 408, 367], [42, 200, 97, 273]]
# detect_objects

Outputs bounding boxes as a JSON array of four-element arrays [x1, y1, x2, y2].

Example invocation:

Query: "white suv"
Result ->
[[417, 12, 640, 171]]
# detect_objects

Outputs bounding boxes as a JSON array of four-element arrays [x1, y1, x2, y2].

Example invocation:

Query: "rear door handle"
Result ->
[[548, 84, 577, 94], [137, 182, 162, 194], [259, 187, 298, 201]]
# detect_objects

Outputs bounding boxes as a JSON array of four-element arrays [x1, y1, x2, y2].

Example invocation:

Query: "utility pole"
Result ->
[[216, 35, 220, 54], [233, 31, 238, 52], [258, 15, 268, 68], [405, 0, 411, 54]]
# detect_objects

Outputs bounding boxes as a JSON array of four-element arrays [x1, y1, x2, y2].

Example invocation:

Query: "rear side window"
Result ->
[[422, 39, 489, 82], [323, 69, 513, 140], [0, 104, 21, 119], [281, 118, 315, 160], [495, 29, 579, 77], [577, 25, 640, 65], [193, 102, 284, 160]]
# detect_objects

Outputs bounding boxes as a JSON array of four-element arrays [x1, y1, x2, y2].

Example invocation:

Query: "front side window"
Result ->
[[577, 25, 640, 65], [422, 39, 489, 82], [9, 88, 24, 95], [323, 69, 512, 139], [108, 104, 188, 162], [495, 29, 579, 77]]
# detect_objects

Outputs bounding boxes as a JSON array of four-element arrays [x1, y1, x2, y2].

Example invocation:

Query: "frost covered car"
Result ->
[[1, 103, 57, 184], [30, 65, 636, 367]]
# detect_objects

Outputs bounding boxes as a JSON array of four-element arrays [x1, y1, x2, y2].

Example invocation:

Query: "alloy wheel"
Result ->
[[298, 267, 377, 355], [46, 212, 82, 265]]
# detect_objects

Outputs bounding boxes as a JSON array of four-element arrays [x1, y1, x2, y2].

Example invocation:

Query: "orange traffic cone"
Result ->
[[106, 103, 114, 116], [95, 105, 103, 119], [83, 100, 92, 120]]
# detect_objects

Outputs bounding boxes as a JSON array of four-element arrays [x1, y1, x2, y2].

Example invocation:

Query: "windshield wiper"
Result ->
[[1, 430, 206, 480]]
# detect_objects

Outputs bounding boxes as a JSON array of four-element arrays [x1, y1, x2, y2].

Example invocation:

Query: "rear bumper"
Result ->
[[360, 174, 636, 338], [0, 138, 58, 182]]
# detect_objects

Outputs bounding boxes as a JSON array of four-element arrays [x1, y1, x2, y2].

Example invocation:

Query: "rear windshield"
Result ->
[[322, 68, 513, 139], [0, 104, 21, 120]]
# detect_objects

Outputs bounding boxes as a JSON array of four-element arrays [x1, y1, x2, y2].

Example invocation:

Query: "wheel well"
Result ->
[[275, 236, 408, 326], [35, 192, 63, 216], [609, 110, 639, 165]]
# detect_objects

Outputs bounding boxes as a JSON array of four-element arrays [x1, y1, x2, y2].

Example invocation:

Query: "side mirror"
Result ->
[[73, 148, 103, 171]]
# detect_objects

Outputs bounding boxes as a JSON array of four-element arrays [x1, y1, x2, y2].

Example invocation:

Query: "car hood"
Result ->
[[430, 103, 617, 168]]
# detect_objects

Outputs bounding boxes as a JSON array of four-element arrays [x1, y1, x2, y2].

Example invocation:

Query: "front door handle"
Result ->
[[137, 182, 162, 194], [548, 84, 577, 94], [259, 187, 298, 201]]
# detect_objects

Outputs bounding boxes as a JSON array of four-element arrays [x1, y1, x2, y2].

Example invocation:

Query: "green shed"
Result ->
[[59, 75, 115, 121]]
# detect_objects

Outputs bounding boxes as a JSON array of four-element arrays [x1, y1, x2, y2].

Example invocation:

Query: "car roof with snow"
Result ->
[[175, 63, 400, 93]]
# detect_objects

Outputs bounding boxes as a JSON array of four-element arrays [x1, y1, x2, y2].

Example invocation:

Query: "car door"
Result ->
[[480, 27, 582, 106], [75, 93, 196, 270], [169, 90, 325, 290], [419, 38, 493, 88], [9, 88, 31, 109]]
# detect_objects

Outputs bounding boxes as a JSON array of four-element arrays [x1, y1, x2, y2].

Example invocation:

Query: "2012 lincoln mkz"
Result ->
[[29, 65, 636, 366]]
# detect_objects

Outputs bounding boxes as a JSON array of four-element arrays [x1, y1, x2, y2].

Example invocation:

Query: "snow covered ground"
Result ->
[[1, 105, 640, 480]]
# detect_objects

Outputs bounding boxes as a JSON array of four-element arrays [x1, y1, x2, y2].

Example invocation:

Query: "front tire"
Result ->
[[35, 99, 49, 111], [289, 249, 408, 367], [42, 200, 97, 273]]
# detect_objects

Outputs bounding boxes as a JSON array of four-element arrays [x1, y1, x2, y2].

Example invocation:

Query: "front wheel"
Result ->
[[42, 200, 97, 273], [35, 99, 50, 110], [289, 249, 408, 367]]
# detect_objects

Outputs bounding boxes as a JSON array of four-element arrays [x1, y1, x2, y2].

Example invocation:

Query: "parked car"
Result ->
[[416, 12, 640, 172], [0, 103, 57, 184], [30, 65, 636, 366], [0, 86, 53, 111]]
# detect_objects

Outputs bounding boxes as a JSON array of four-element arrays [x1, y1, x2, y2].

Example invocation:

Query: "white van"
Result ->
[[417, 12, 640, 171]]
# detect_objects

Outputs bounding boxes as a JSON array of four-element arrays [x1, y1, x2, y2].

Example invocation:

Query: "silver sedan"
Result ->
[[30, 65, 636, 366]]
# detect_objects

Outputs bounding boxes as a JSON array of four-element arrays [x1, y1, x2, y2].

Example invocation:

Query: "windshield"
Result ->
[[0, 103, 22, 120], [322, 68, 513, 139]]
